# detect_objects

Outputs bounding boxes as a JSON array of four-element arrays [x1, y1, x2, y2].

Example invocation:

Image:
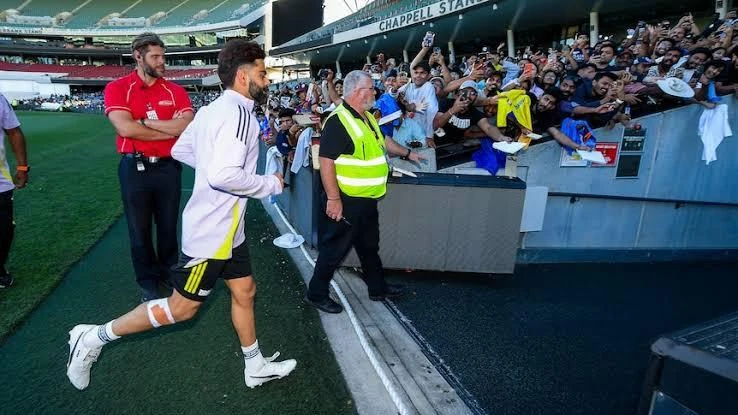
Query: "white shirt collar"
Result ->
[[224, 89, 255, 111]]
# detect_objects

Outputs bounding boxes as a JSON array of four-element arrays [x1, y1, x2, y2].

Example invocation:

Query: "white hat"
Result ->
[[459, 80, 479, 92], [656, 77, 695, 98], [273, 233, 305, 249]]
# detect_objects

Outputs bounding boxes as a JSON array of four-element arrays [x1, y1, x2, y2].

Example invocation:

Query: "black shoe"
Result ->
[[0, 273, 14, 289], [369, 284, 404, 301], [304, 295, 343, 314]]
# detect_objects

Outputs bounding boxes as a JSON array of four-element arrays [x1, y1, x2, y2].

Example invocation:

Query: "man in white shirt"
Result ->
[[0, 94, 29, 288], [399, 62, 439, 148], [66, 39, 296, 391]]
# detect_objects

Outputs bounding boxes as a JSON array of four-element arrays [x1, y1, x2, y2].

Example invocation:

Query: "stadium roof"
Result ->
[[271, 0, 706, 65]]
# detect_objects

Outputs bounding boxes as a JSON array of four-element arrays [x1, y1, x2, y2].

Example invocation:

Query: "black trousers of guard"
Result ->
[[0, 190, 14, 275], [308, 192, 386, 300], [118, 156, 181, 294]]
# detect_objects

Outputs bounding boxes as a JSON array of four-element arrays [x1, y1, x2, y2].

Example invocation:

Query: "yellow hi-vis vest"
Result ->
[[325, 104, 389, 199]]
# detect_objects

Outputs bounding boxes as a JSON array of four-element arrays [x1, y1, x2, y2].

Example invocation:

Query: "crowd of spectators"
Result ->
[[12, 92, 105, 113], [12, 89, 224, 113], [264, 9, 738, 173]]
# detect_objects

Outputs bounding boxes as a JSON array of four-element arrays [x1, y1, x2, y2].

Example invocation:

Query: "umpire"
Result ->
[[305, 70, 407, 314]]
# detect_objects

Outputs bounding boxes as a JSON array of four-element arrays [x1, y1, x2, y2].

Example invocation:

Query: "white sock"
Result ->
[[82, 321, 120, 348], [242, 340, 266, 373]]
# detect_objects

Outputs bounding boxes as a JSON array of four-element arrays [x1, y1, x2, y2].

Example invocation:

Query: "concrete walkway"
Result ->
[[262, 200, 473, 415]]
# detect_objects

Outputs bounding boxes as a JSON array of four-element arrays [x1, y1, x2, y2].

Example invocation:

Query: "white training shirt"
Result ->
[[172, 89, 282, 260], [0, 94, 21, 193], [398, 81, 438, 139]]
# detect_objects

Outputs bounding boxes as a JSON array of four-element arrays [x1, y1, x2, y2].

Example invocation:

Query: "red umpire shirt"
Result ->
[[104, 71, 193, 157]]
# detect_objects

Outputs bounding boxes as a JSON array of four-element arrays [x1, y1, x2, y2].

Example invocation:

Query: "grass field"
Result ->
[[1, 112, 123, 339], [0, 111, 353, 413]]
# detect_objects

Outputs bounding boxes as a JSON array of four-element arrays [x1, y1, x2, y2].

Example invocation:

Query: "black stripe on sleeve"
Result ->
[[242, 109, 252, 143], [236, 105, 245, 141]]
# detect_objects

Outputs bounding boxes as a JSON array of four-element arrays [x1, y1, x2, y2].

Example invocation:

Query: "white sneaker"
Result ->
[[66, 324, 103, 390], [244, 356, 297, 389]]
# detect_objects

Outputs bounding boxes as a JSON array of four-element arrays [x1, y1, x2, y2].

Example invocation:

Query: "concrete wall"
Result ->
[[516, 97, 738, 250]]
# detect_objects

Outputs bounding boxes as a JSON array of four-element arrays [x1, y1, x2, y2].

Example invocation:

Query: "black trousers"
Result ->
[[307, 193, 386, 300], [0, 190, 13, 275], [118, 156, 181, 293]]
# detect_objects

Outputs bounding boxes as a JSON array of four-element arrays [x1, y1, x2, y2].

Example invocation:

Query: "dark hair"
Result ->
[[541, 69, 557, 78], [543, 87, 563, 103], [578, 63, 597, 72], [334, 79, 344, 86], [690, 47, 711, 58], [561, 75, 581, 85], [703, 59, 726, 71], [594, 71, 618, 82], [278, 108, 295, 118], [131, 32, 165, 55], [217, 39, 266, 88], [600, 44, 616, 54], [665, 47, 683, 56], [412, 61, 431, 73]]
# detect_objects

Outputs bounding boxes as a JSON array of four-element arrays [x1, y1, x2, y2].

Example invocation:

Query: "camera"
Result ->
[[317, 69, 329, 79], [433, 46, 441, 54], [459, 90, 469, 101]]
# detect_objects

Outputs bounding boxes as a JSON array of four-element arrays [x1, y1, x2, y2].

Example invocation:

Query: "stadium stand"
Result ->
[[0, 62, 215, 79], [0, 0, 268, 29]]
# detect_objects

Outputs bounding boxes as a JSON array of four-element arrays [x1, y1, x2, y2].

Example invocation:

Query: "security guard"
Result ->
[[305, 70, 422, 314], [104, 32, 194, 301]]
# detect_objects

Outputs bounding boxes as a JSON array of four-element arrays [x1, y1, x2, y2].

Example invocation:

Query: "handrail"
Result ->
[[548, 191, 738, 208]]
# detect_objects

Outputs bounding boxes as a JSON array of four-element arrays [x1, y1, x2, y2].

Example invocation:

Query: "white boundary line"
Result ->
[[270, 202, 413, 415]]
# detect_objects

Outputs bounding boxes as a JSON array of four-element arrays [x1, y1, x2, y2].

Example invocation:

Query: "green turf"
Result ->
[[0, 112, 353, 413], [0, 201, 353, 414], [1, 112, 123, 339]]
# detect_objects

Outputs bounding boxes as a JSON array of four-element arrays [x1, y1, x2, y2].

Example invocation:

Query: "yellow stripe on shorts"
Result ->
[[184, 263, 202, 293], [190, 261, 208, 294]]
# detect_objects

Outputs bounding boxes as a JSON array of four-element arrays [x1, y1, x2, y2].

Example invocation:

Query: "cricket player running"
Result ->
[[66, 39, 296, 390]]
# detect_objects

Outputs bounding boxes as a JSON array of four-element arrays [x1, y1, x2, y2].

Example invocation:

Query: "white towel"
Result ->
[[698, 104, 732, 165], [264, 146, 283, 175], [291, 127, 313, 174]]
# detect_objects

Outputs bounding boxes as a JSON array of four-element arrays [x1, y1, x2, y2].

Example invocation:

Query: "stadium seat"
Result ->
[[0, 62, 216, 80], [1, 0, 269, 29]]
